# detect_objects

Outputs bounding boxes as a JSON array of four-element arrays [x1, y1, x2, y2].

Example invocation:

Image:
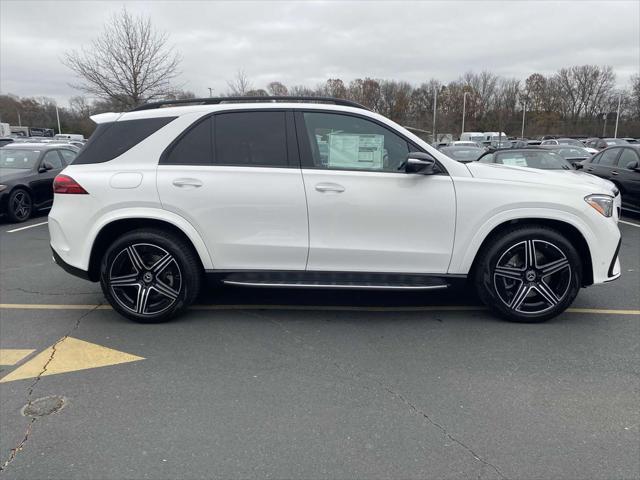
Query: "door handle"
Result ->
[[172, 178, 203, 188], [611, 171, 619, 176], [315, 183, 345, 193], [586, 167, 594, 172]]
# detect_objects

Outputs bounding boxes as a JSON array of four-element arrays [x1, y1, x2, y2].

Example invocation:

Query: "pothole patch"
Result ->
[[21, 396, 67, 417]]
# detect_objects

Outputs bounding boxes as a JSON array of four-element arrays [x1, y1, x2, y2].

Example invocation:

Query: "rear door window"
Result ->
[[599, 148, 620, 166], [59, 149, 77, 165], [213, 111, 289, 167]]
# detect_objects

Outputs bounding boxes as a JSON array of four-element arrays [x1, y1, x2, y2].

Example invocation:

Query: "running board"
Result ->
[[210, 271, 459, 290]]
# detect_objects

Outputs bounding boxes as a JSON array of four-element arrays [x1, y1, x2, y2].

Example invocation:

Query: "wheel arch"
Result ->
[[468, 218, 593, 287], [87, 216, 212, 281]]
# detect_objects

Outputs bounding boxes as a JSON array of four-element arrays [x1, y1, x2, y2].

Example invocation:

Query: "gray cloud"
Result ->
[[1, 0, 638, 105]]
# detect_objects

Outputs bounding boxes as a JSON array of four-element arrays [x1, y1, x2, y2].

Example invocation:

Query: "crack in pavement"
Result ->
[[0, 303, 101, 473], [251, 310, 508, 480]]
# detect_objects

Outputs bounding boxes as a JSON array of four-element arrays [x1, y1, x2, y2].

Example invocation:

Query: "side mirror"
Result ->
[[403, 152, 437, 174], [39, 161, 54, 173]]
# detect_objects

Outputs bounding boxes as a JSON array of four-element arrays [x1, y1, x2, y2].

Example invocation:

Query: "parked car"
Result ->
[[541, 137, 598, 154], [621, 138, 639, 145], [459, 132, 485, 144], [581, 146, 640, 213], [477, 148, 621, 211], [540, 145, 593, 167], [0, 143, 78, 222], [439, 146, 485, 162], [586, 138, 629, 151], [49, 96, 621, 324], [0, 137, 14, 147], [452, 140, 483, 148]]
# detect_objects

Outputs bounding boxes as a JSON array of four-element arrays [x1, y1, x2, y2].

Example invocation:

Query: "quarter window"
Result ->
[[59, 149, 77, 165], [301, 112, 410, 172], [164, 117, 213, 165], [214, 111, 288, 167]]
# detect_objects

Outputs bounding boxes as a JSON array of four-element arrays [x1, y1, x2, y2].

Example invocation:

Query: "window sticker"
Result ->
[[501, 157, 528, 167], [327, 133, 384, 169]]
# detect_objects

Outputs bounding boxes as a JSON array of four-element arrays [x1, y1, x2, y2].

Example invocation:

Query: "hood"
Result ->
[[0, 168, 29, 183], [466, 162, 616, 194]]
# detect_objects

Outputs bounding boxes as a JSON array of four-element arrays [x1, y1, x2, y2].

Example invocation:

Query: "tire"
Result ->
[[100, 229, 202, 323], [474, 225, 582, 323], [7, 188, 32, 223]]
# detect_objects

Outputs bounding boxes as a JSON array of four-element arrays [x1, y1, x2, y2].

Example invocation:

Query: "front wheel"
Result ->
[[100, 229, 202, 323], [7, 189, 32, 223], [475, 226, 582, 323]]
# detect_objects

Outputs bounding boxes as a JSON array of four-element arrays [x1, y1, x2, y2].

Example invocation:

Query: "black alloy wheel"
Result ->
[[8, 189, 32, 223], [475, 226, 581, 322], [100, 229, 201, 323]]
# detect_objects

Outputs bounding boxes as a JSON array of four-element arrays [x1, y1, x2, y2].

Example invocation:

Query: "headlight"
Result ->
[[585, 194, 614, 217], [0, 185, 7, 193]]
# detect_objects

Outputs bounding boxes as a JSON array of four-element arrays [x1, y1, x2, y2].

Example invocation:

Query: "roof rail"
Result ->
[[130, 96, 370, 112]]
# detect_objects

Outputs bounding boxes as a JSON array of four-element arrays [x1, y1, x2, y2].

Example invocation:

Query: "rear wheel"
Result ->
[[475, 226, 581, 323], [100, 229, 202, 323], [7, 189, 32, 223]]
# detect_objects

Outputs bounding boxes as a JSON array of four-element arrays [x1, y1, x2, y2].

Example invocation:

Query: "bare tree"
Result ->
[[63, 8, 181, 109], [227, 70, 252, 96], [267, 82, 289, 96]]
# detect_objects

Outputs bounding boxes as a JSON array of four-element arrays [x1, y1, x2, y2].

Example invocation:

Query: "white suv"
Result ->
[[49, 97, 622, 323]]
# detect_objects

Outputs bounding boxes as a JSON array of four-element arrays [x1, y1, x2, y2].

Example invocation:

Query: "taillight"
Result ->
[[53, 175, 88, 194]]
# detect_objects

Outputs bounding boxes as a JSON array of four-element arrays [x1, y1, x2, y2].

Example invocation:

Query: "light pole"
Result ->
[[208, 87, 213, 97], [56, 106, 62, 135], [432, 86, 437, 144], [16, 108, 21, 127], [461, 91, 469, 138], [614, 93, 622, 138], [602, 113, 607, 137], [521, 101, 526, 139]]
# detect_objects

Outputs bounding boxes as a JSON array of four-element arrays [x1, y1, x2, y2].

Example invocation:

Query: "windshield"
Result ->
[[440, 147, 484, 161], [0, 149, 40, 169], [494, 151, 573, 170]]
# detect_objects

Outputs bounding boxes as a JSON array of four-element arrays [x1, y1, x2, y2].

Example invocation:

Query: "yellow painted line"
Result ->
[[0, 337, 144, 384], [566, 308, 640, 315], [0, 349, 35, 366], [0, 303, 638, 315]]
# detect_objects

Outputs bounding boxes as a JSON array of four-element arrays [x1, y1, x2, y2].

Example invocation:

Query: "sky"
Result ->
[[1, 0, 639, 106]]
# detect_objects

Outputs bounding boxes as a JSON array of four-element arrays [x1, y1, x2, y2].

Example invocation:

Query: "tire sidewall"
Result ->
[[99, 230, 198, 323], [476, 227, 582, 323]]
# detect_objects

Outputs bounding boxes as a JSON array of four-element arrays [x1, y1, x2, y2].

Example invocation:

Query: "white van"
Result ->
[[460, 132, 485, 143], [54, 133, 85, 141]]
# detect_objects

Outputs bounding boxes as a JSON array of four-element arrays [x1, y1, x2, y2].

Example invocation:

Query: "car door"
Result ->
[[157, 110, 309, 270], [614, 148, 640, 211], [584, 148, 621, 180], [31, 149, 64, 207], [295, 110, 456, 274]]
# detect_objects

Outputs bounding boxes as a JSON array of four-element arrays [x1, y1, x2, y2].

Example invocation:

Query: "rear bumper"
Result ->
[[51, 247, 91, 281]]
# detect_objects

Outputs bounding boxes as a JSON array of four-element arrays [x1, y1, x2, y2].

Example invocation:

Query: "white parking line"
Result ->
[[620, 219, 640, 228], [6, 221, 48, 233]]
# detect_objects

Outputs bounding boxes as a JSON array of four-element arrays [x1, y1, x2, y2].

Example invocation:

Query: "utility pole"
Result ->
[[432, 86, 437, 144], [521, 101, 526, 139], [56, 106, 62, 135], [602, 113, 607, 137], [208, 87, 213, 97], [16, 108, 21, 127], [614, 93, 622, 138], [461, 91, 469, 138]]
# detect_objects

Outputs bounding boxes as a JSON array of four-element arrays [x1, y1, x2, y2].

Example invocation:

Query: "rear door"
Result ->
[[157, 110, 309, 270], [295, 110, 456, 274]]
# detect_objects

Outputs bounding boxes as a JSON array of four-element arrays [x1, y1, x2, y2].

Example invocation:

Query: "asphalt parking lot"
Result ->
[[0, 214, 638, 480]]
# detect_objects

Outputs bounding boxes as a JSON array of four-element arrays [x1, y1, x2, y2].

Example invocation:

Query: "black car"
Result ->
[[438, 145, 485, 162], [540, 145, 592, 167], [581, 146, 640, 213], [586, 137, 629, 151], [0, 143, 78, 222]]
